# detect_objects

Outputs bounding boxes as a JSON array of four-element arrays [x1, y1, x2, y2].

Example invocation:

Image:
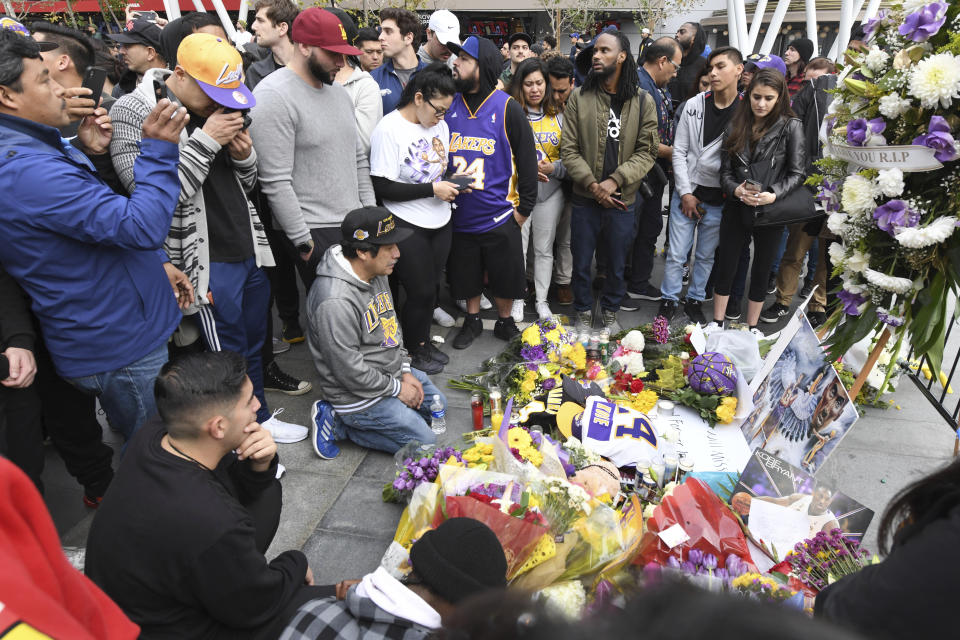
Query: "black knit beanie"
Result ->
[[409, 518, 507, 604], [790, 37, 814, 64]]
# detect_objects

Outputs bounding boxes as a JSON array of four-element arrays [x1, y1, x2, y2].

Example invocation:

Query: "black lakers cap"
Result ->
[[341, 206, 413, 246]]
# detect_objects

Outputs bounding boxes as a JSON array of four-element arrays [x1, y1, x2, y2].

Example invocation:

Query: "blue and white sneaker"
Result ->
[[310, 400, 341, 459]]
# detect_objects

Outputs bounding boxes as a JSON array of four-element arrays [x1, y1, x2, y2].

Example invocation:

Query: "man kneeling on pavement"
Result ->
[[308, 206, 447, 459]]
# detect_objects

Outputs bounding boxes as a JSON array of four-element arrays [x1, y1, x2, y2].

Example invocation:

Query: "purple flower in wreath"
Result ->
[[846, 117, 886, 147], [520, 344, 546, 369], [652, 315, 670, 344], [873, 199, 919, 235], [837, 289, 867, 316], [817, 179, 841, 213], [862, 9, 887, 40], [913, 116, 960, 163], [899, 2, 948, 42], [877, 308, 905, 327]]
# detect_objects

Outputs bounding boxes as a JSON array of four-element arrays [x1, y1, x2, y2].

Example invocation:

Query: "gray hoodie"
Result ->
[[307, 245, 410, 414]]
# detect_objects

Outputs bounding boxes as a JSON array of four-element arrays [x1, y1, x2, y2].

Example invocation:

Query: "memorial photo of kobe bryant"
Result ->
[[743, 317, 859, 474]]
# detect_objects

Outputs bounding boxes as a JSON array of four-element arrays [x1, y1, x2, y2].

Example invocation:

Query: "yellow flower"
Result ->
[[522, 326, 541, 346], [545, 329, 561, 344], [525, 369, 538, 382], [631, 390, 659, 414], [521, 379, 536, 393], [548, 351, 559, 363], [716, 396, 738, 424], [569, 343, 586, 370], [508, 427, 533, 449], [520, 446, 543, 466]]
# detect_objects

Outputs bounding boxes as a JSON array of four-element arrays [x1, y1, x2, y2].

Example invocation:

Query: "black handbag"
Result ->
[[746, 124, 817, 227]]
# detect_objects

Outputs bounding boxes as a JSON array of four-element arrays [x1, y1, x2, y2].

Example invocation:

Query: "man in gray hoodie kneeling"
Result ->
[[307, 207, 446, 459]]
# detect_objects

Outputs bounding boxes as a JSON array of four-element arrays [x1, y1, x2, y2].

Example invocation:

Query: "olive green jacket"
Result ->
[[559, 86, 660, 206]]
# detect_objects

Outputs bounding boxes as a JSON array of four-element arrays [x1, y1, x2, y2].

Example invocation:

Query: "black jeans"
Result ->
[[284, 228, 343, 293], [714, 205, 785, 302], [627, 182, 665, 292], [393, 218, 452, 348], [0, 373, 43, 492], [258, 202, 301, 369]]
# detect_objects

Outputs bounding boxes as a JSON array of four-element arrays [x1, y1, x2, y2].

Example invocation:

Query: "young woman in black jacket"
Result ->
[[711, 69, 806, 330]]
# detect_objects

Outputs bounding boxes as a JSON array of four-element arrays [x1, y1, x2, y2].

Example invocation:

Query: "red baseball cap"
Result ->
[[291, 7, 362, 55]]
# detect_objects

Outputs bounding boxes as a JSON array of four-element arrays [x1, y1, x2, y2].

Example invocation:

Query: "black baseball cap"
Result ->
[[508, 32, 532, 47], [341, 206, 413, 245], [108, 18, 162, 49]]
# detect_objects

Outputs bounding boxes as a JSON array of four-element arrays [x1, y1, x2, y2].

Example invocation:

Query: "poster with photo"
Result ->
[[731, 450, 874, 553], [740, 312, 859, 473]]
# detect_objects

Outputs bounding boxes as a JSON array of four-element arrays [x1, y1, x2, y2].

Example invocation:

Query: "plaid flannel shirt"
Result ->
[[278, 590, 432, 640]]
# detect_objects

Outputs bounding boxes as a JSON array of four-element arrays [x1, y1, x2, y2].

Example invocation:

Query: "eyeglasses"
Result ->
[[665, 57, 682, 72], [424, 96, 448, 118]]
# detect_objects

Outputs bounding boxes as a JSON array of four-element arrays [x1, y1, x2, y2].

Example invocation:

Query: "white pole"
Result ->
[[829, 0, 854, 61], [759, 0, 790, 54], [165, 0, 182, 20], [735, 0, 749, 54], [209, 0, 238, 41], [805, 0, 818, 54], [747, 0, 769, 52], [727, 0, 740, 50], [862, 0, 882, 22], [238, 0, 250, 27], [189, 0, 206, 12]]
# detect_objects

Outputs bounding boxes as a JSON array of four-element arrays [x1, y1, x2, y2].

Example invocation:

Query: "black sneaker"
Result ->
[[626, 284, 662, 302], [725, 298, 742, 321], [264, 360, 313, 395], [684, 299, 706, 325], [658, 300, 678, 321], [807, 310, 827, 328], [410, 345, 444, 375], [453, 316, 482, 350], [592, 273, 606, 291], [425, 341, 450, 365], [766, 274, 777, 295], [760, 302, 790, 324], [800, 282, 814, 299], [681, 264, 690, 285], [493, 317, 521, 341], [282, 319, 305, 344]]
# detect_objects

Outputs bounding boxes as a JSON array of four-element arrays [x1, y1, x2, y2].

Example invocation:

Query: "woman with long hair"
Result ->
[[369, 63, 462, 374], [510, 58, 568, 321], [815, 458, 960, 636], [711, 69, 806, 330]]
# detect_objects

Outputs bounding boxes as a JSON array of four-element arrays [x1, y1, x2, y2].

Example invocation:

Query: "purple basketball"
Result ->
[[688, 352, 738, 396]]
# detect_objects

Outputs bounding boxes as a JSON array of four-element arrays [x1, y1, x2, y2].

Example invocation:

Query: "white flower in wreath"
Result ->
[[908, 52, 960, 109], [841, 174, 879, 217], [846, 248, 871, 274], [827, 211, 850, 236], [878, 93, 911, 118], [841, 274, 867, 295], [827, 241, 847, 266], [876, 168, 905, 197], [863, 269, 915, 294], [894, 216, 959, 248], [864, 46, 891, 73]]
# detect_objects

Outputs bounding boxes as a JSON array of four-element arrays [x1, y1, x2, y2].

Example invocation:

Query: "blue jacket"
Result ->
[[370, 57, 427, 115], [0, 113, 182, 378]]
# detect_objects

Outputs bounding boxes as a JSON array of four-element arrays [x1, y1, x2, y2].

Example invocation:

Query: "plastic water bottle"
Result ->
[[430, 395, 446, 435]]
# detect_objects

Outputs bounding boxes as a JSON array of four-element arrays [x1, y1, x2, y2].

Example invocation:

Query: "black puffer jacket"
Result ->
[[720, 116, 806, 201], [790, 74, 838, 176]]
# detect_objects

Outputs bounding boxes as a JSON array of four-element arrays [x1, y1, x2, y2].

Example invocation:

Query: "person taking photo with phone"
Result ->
[[111, 32, 310, 446], [711, 69, 805, 331], [368, 63, 461, 374], [560, 29, 658, 332]]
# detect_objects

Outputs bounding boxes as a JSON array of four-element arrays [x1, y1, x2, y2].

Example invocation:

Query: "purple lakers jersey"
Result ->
[[446, 89, 519, 233]]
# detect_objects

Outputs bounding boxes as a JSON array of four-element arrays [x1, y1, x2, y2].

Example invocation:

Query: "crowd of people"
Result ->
[[0, 4, 880, 638]]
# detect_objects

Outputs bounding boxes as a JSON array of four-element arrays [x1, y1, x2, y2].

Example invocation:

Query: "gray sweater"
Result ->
[[250, 68, 375, 246], [307, 245, 411, 414]]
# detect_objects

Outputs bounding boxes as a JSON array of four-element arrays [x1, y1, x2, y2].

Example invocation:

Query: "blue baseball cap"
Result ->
[[446, 35, 479, 60], [570, 32, 580, 39]]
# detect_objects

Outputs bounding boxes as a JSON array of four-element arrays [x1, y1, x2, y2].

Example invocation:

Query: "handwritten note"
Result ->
[[748, 499, 811, 562], [655, 406, 752, 473]]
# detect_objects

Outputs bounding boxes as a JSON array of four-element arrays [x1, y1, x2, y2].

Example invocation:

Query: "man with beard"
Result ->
[[665, 22, 706, 109], [251, 8, 376, 292], [444, 36, 538, 349], [560, 29, 659, 331]]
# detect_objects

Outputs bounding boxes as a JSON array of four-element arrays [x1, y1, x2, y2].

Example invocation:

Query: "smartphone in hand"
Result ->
[[81, 67, 108, 108], [744, 179, 763, 192], [450, 175, 473, 191]]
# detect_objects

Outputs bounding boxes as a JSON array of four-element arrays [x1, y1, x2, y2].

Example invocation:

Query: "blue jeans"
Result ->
[[67, 341, 168, 442], [570, 202, 637, 312], [334, 368, 443, 454], [661, 195, 722, 302], [769, 227, 789, 275], [196, 258, 271, 423]]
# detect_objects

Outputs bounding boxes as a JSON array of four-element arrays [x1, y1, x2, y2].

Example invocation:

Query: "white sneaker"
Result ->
[[511, 299, 525, 323], [275, 463, 286, 479], [536, 301, 553, 321], [750, 327, 766, 339], [433, 307, 455, 328], [261, 408, 309, 444], [457, 295, 494, 313]]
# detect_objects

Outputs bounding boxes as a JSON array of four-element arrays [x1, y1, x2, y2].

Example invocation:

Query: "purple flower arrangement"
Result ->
[[785, 529, 873, 592], [873, 200, 920, 236], [846, 117, 886, 147], [913, 116, 960, 163], [837, 289, 867, 316], [652, 315, 670, 345], [899, 1, 948, 42], [391, 447, 463, 493]]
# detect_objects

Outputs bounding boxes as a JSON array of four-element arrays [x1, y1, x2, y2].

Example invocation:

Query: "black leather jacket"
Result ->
[[720, 117, 806, 201]]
